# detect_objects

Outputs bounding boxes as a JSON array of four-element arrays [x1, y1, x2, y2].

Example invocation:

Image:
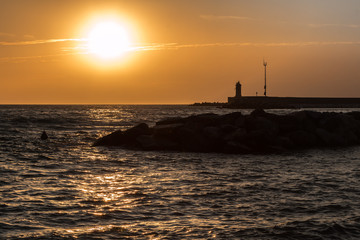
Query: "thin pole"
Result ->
[[263, 60, 267, 96]]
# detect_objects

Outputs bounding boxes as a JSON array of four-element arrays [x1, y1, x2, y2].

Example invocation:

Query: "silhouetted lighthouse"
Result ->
[[235, 81, 242, 97]]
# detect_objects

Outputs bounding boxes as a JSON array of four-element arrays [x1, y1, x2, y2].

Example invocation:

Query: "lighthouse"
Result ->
[[235, 81, 242, 98]]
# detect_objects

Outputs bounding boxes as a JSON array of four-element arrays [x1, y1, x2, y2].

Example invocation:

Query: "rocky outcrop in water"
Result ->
[[93, 109, 360, 153], [41, 131, 48, 140]]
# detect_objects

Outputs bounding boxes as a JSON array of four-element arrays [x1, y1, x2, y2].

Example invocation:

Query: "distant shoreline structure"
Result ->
[[192, 82, 360, 109], [226, 96, 360, 109], [193, 60, 360, 109], [192, 97, 360, 109]]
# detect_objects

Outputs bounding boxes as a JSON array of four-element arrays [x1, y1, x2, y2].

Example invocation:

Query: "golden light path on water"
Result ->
[[54, 147, 287, 238]]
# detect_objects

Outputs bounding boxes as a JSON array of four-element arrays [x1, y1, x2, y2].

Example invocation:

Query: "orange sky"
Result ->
[[1, 0, 360, 104]]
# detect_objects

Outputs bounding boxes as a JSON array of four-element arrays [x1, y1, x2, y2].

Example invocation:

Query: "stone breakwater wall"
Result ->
[[94, 109, 360, 153], [227, 96, 360, 109]]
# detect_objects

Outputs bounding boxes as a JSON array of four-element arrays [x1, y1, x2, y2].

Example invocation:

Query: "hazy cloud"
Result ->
[[2, 39, 360, 63], [0, 38, 84, 46], [308, 23, 360, 28], [200, 15, 257, 21], [135, 41, 360, 51], [0, 32, 15, 37], [0, 53, 76, 63], [0, 38, 85, 63], [23, 34, 36, 40], [201, 14, 360, 30]]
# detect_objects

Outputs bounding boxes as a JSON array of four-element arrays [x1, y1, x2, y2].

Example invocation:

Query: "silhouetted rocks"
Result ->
[[93, 123, 151, 147], [40, 131, 48, 140], [94, 109, 360, 153]]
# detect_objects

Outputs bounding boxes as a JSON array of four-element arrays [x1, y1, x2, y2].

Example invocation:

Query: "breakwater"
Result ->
[[94, 109, 360, 153], [227, 96, 360, 109]]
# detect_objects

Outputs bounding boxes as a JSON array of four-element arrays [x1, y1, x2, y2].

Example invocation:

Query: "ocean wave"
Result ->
[[9, 225, 135, 240]]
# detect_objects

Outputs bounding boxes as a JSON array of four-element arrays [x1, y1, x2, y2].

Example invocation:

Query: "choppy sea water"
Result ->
[[0, 105, 360, 240]]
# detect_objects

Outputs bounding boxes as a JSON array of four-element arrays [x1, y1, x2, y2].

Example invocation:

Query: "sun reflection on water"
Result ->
[[64, 224, 130, 235]]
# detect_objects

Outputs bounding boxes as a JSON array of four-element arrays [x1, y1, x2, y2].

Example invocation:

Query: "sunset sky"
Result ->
[[1, 0, 360, 104]]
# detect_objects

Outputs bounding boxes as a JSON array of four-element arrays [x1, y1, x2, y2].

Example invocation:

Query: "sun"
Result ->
[[87, 21, 131, 59]]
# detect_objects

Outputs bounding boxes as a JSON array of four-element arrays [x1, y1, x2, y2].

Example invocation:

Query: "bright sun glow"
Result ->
[[87, 21, 130, 59]]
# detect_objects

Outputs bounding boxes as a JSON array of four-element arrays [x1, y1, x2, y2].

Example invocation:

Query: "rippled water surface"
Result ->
[[1, 105, 360, 239]]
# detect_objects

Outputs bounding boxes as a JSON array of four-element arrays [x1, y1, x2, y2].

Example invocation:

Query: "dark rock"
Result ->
[[320, 115, 342, 131], [93, 130, 124, 146], [221, 112, 245, 127], [220, 124, 237, 134], [288, 111, 318, 132], [316, 128, 347, 147], [186, 113, 221, 127], [123, 123, 151, 140], [277, 116, 302, 133], [247, 117, 279, 136], [318, 114, 360, 145], [288, 111, 309, 122], [136, 134, 180, 151], [267, 145, 287, 153], [94, 123, 151, 147], [234, 116, 246, 127], [225, 128, 247, 142], [40, 131, 48, 140], [246, 129, 282, 152], [286, 130, 318, 148], [136, 135, 158, 150], [224, 141, 252, 154], [156, 117, 185, 126], [346, 111, 360, 121], [174, 126, 212, 152], [93, 109, 360, 154], [306, 111, 323, 122], [340, 129, 359, 145], [250, 108, 268, 118], [202, 126, 222, 140], [278, 136, 295, 149], [321, 114, 358, 131], [153, 123, 184, 137], [154, 137, 179, 150]]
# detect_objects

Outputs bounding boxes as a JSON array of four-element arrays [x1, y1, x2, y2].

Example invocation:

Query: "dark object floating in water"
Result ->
[[93, 109, 360, 154], [41, 131, 48, 140]]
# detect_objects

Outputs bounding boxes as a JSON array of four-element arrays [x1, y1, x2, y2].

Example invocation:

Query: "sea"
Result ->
[[0, 105, 360, 240]]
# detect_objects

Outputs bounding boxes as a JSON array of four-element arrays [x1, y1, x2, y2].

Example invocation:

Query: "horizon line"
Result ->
[[3, 95, 360, 105]]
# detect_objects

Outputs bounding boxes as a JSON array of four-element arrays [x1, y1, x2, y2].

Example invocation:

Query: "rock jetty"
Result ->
[[93, 109, 360, 153]]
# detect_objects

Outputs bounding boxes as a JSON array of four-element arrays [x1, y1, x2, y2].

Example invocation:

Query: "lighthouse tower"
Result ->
[[235, 81, 242, 98]]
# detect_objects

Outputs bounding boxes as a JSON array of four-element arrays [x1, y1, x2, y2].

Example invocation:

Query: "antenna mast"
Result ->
[[263, 60, 268, 96]]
